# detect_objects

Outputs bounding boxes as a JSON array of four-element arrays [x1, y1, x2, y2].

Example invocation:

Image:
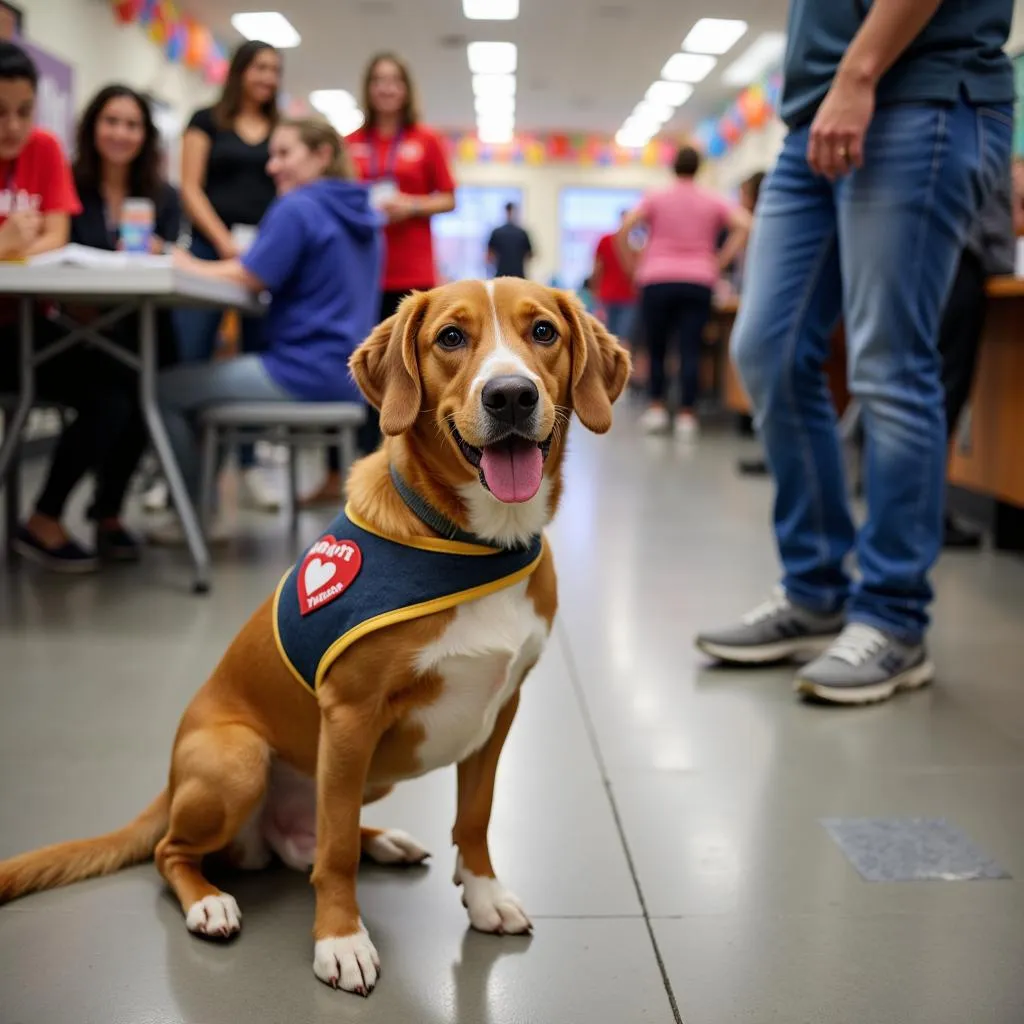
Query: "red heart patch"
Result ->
[[297, 536, 362, 617]]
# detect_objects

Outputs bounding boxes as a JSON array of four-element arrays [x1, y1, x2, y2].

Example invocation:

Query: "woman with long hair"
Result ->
[[150, 118, 381, 544], [620, 145, 751, 441], [176, 39, 282, 511], [10, 83, 179, 570], [300, 51, 456, 506]]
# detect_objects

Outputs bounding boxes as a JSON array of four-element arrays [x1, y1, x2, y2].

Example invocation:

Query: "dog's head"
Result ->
[[350, 279, 629, 527]]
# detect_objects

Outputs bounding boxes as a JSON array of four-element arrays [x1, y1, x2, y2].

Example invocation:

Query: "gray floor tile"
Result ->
[[653, 911, 1024, 1024]]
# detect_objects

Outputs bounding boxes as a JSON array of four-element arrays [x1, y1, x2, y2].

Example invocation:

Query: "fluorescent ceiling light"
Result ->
[[472, 72, 516, 97], [309, 90, 364, 135], [467, 41, 517, 74], [682, 17, 747, 55], [616, 125, 653, 149], [722, 31, 787, 86], [633, 100, 673, 125], [230, 11, 301, 48], [646, 80, 694, 107], [661, 52, 717, 83], [474, 94, 515, 116], [463, 0, 519, 19], [477, 118, 514, 144]]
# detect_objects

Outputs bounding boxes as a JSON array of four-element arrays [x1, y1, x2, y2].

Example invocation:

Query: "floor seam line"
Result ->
[[556, 618, 685, 1024]]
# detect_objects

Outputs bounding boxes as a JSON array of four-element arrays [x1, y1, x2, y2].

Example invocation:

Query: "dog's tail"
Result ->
[[0, 790, 169, 904]]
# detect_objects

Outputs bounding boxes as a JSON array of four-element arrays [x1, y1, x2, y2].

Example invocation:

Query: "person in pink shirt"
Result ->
[[619, 146, 751, 438]]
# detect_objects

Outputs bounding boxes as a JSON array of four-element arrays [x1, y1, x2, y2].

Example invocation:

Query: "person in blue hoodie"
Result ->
[[153, 116, 382, 541]]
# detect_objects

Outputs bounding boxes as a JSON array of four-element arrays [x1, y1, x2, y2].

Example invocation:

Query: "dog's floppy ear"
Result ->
[[350, 292, 429, 436], [557, 290, 631, 434]]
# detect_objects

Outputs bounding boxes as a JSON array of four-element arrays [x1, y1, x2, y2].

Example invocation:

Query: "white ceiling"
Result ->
[[184, 0, 792, 134]]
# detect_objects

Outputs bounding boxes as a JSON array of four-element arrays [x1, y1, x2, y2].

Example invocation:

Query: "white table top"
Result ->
[[0, 263, 264, 313]]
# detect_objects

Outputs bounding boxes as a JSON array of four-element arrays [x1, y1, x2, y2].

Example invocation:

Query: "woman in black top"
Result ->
[[177, 40, 280, 506], [13, 84, 180, 571]]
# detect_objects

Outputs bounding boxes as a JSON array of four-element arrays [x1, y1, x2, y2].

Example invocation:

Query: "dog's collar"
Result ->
[[389, 465, 531, 551]]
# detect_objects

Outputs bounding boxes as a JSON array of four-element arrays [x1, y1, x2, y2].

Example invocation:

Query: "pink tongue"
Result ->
[[479, 442, 544, 503]]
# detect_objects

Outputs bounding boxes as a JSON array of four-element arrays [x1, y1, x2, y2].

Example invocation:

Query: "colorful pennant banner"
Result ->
[[443, 131, 682, 167], [694, 72, 783, 159], [110, 0, 228, 85]]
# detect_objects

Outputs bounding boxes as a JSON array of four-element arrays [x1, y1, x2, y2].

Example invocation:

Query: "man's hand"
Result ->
[[0, 210, 43, 258], [807, 67, 876, 179]]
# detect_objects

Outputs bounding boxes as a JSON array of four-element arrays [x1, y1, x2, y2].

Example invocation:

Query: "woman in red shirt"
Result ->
[[302, 51, 456, 506]]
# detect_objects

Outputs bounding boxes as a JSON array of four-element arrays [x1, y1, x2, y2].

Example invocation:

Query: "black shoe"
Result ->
[[943, 514, 982, 550], [737, 457, 768, 476], [96, 524, 142, 562], [12, 526, 100, 573]]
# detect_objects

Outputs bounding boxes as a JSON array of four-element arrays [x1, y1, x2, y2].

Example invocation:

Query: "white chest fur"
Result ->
[[408, 579, 548, 773]]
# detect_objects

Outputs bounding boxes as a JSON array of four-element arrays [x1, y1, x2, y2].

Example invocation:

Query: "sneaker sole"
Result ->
[[12, 539, 100, 574], [795, 659, 936, 705], [695, 634, 838, 665]]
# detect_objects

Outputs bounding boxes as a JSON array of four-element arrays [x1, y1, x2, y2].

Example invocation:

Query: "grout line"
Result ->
[[555, 619, 685, 1024]]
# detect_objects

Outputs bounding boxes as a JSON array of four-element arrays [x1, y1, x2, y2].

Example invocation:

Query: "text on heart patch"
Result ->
[[297, 536, 362, 616]]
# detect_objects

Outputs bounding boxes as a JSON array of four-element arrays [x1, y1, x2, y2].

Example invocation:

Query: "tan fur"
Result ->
[[0, 281, 628, 989]]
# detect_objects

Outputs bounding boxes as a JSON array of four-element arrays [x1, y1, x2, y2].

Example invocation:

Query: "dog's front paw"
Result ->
[[455, 857, 532, 935], [313, 926, 381, 996], [185, 893, 242, 940]]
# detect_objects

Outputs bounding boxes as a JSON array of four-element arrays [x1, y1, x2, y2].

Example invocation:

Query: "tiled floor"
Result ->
[[2, 420, 1023, 1023]]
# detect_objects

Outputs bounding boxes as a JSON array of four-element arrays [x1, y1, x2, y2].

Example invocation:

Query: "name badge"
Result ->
[[368, 179, 398, 210]]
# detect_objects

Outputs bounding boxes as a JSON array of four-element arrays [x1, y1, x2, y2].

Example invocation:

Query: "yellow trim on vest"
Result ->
[[344, 503, 501, 556], [272, 536, 548, 695], [272, 571, 317, 697]]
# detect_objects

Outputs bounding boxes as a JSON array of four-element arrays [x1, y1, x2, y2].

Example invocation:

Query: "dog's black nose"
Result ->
[[481, 375, 539, 428]]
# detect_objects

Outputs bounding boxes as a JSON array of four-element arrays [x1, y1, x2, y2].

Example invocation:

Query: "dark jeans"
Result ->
[[938, 248, 987, 440], [0, 316, 146, 521], [174, 233, 266, 468], [641, 281, 713, 409], [326, 288, 413, 471]]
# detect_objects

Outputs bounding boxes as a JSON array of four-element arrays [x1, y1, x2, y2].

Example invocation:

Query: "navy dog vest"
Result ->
[[274, 504, 545, 693]]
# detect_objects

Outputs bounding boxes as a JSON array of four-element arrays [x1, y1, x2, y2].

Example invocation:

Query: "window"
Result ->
[[434, 185, 523, 282], [558, 187, 644, 291]]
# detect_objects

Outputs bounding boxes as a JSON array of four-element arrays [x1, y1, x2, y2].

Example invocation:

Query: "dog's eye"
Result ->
[[436, 326, 466, 351], [532, 320, 557, 345]]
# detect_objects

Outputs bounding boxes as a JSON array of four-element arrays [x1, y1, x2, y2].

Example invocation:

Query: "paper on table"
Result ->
[[28, 244, 173, 269]]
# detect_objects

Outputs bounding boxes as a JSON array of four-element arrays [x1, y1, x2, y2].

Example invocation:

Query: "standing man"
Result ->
[[696, 0, 1014, 705], [486, 201, 533, 279]]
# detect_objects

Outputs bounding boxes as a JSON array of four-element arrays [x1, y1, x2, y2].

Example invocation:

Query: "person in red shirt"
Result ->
[[301, 51, 456, 506], [593, 210, 637, 345], [0, 43, 143, 572]]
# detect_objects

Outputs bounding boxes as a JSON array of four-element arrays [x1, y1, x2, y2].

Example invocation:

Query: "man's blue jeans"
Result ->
[[732, 99, 1012, 642]]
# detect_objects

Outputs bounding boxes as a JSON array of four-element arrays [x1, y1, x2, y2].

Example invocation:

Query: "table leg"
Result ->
[[137, 300, 211, 593], [0, 299, 37, 486]]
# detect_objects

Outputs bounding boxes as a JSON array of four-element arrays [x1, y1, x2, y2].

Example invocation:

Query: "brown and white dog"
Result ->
[[0, 279, 629, 995]]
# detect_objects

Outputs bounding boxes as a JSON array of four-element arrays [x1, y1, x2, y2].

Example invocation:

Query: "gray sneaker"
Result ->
[[795, 623, 935, 705], [695, 589, 845, 665]]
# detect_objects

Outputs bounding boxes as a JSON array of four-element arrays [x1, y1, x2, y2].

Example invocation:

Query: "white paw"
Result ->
[[313, 927, 381, 996], [454, 856, 532, 935], [185, 893, 242, 939], [362, 828, 431, 866]]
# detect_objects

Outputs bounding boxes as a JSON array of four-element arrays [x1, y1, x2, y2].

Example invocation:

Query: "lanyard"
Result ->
[[3, 155, 17, 191], [367, 128, 404, 181]]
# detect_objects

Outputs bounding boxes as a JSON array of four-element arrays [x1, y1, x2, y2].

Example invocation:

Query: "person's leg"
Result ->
[[235, 313, 268, 472], [836, 100, 1010, 642], [639, 284, 674, 432], [675, 284, 713, 416], [733, 131, 850, 611], [173, 235, 223, 365], [157, 355, 292, 507], [695, 134, 849, 664]]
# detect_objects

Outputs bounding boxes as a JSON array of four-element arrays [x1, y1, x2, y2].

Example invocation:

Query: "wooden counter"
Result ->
[[948, 278, 1024, 510]]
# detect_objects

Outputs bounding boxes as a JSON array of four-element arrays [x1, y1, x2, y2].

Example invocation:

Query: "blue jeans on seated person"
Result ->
[[604, 301, 635, 344], [173, 233, 267, 469], [158, 355, 292, 505], [731, 98, 1012, 643]]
